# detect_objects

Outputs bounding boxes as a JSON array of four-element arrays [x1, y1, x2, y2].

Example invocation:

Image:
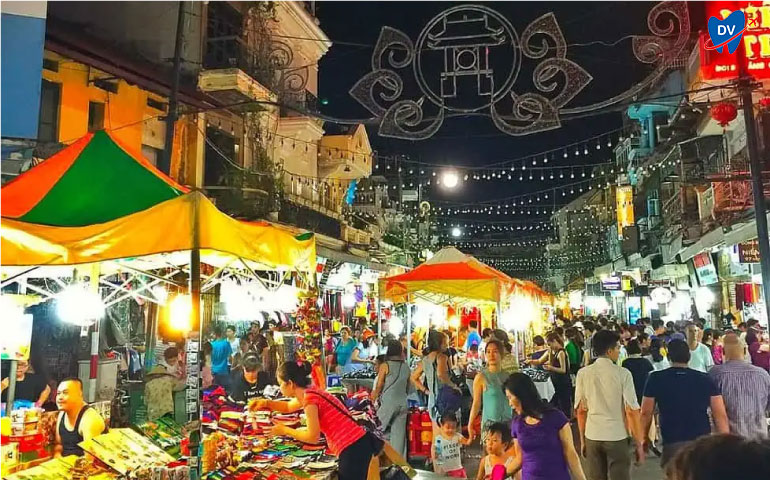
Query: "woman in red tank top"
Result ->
[[250, 361, 383, 480]]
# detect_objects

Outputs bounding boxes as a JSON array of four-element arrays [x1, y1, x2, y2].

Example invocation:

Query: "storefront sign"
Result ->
[[739, 239, 761, 263], [697, 186, 715, 222], [401, 189, 418, 202], [700, 2, 770, 80], [693, 252, 720, 286], [601, 276, 622, 291], [616, 186, 635, 240]]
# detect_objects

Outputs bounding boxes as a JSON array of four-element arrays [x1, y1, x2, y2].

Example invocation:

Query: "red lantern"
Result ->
[[711, 101, 738, 127], [759, 97, 770, 111]]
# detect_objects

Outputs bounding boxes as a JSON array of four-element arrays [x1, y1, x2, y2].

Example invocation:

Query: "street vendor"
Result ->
[[249, 361, 384, 480], [229, 352, 271, 403], [54, 378, 106, 457], [1, 359, 51, 407]]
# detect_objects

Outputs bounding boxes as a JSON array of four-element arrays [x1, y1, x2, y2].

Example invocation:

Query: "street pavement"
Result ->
[[411, 439, 665, 479]]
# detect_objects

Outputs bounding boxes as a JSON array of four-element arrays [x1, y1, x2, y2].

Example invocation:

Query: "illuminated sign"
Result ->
[[693, 252, 720, 286], [616, 185, 635, 239], [601, 276, 622, 291], [700, 1, 770, 80], [739, 239, 761, 263]]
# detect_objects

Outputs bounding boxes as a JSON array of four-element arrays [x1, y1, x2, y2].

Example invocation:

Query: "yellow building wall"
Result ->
[[41, 52, 193, 185]]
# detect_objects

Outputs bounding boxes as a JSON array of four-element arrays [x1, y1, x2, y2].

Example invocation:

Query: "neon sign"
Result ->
[[700, 1, 770, 79]]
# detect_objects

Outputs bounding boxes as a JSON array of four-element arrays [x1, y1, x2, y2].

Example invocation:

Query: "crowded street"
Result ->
[[2, 1, 770, 480]]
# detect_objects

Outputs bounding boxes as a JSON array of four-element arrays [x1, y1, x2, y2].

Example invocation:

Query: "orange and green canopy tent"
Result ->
[[2, 130, 188, 226], [1, 131, 316, 273]]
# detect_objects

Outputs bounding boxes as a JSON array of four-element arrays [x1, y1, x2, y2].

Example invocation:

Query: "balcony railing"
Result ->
[[280, 90, 319, 117], [204, 36, 275, 91]]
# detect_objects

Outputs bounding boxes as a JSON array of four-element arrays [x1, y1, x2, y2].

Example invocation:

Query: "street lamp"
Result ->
[[451, 227, 462, 237], [442, 171, 459, 189]]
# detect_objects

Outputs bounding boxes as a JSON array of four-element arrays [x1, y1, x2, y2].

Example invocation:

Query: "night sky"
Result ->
[[313, 1, 704, 264]]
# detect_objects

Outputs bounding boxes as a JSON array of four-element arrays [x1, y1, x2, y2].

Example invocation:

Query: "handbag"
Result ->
[[432, 356, 462, 418], [381, 465, 411, 480]]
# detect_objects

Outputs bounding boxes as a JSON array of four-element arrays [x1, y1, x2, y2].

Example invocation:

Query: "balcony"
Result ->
[[341, 224, 373, 247], [280, 90, 319, 117], [199, 36, 276, 107]]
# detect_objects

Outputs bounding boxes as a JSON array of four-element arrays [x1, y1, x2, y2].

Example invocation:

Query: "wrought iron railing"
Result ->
[[204, 36, 276, 89]]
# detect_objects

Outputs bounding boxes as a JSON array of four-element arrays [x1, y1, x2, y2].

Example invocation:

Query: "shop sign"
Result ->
[[616, 185, 635, 240], [739, 239, 761, 263], [601, 276, 622, 291], [700, 1, 770, 80], [697, 186, 715, 222], [693, 252, 720, 286], [401, 189, 418, 202]]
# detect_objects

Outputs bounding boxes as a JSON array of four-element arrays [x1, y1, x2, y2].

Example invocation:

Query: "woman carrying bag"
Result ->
[[410, 330, 462, 437], [372, 340, 412, 458], [251, 361, 394, 479]]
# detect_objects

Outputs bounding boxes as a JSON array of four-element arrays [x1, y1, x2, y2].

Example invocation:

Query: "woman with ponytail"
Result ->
[[250, 361, 384, 479]]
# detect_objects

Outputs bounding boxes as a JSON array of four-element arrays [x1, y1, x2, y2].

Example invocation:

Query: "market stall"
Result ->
[[1, 131, 317, 478], [378, 247, 551, 360]]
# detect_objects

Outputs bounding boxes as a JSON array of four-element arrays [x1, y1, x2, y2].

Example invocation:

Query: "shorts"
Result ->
[[446, 467, 467, 478]]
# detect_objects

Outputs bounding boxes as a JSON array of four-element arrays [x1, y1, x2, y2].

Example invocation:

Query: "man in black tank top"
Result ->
[[54, 378, 106, 457]]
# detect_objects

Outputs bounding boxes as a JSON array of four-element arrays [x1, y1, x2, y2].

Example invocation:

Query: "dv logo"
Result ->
[[705, 10, 747, 54]]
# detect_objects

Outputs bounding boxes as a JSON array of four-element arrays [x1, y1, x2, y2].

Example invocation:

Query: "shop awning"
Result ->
[[2, 131, 188, 226], [378, 247, 549, 304], [1, 191, 316, 272]]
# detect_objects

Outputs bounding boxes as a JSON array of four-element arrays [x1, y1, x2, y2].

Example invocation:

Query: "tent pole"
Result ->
[[188, 192, 203, 479], [88, 263, 101, 404], [5, 361, 18, 415], [406, 303, 412, 364]]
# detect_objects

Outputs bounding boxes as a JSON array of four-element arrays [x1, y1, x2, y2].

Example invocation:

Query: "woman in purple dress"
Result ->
[[503, 373, 586, 480]]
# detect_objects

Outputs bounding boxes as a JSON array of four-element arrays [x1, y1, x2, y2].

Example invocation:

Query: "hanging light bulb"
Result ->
[[584, 146, 589, 155], [563, 149, 568, 158]]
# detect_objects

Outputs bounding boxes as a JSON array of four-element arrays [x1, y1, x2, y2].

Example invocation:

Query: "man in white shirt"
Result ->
[[226, 325, 240, 361], [576, 330, 645, 480], [685, 324, 714, 373]]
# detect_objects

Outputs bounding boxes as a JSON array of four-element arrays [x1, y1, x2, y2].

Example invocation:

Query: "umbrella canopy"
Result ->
[[379, 247, 548, 304], [2, 130, 188, 226]]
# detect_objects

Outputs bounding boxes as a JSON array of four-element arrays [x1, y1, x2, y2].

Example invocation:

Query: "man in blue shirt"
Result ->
[[210, 325, 233, 390], [464, 320, 481, 351], [640, 339, 729, 467]]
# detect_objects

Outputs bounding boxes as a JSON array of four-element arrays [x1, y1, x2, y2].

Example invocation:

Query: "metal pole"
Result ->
[[88, 263, 101, 404], [406, 304, 412, 364], [188, 191, 202, 479], [738, 48, 770, 325], [5, 361, 18, 414], [162, 1, 185, 174]]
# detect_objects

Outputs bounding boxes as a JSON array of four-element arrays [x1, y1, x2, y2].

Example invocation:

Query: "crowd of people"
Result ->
[[513, 314, 770, 480]]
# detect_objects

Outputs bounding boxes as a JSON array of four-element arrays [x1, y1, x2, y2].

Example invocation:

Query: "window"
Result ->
[[141, 145, 163, 168], [88, 102, 105, 132], [37, 80, 60, 143]]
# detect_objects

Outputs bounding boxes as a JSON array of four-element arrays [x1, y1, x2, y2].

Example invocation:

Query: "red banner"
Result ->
[[700, 1, 770, 80]]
